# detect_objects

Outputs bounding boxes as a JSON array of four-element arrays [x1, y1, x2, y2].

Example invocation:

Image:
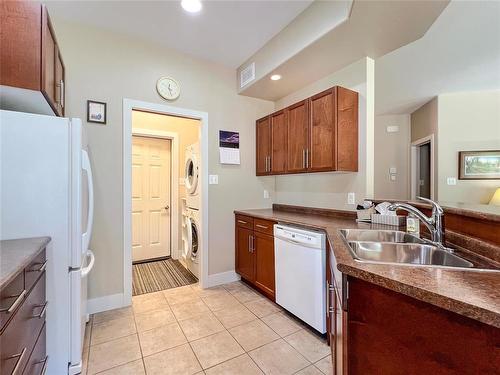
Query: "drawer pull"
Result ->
[[237, 220, 247, 225], [33, 301, 48, 319], [7, 347, 27, 375], [0, 289, 26, 313], [35, 355, 49, 375], [255, 224, 268, 229], [28, 260, 48, 273]]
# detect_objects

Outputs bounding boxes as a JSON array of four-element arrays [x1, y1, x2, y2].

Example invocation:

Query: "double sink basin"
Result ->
[[340, 229, 475, 269]]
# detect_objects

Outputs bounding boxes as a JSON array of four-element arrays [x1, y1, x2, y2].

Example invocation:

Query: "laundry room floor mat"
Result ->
[[132, 258, 198, 296]]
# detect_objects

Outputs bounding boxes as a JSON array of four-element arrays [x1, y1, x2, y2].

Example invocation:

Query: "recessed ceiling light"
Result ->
[[270, 74, 281, 81], [181, 0, 202, 13]]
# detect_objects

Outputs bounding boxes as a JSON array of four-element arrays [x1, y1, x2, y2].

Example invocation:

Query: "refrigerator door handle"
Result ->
[[81, 249, 95, 278], [81, 150, 94, 252]]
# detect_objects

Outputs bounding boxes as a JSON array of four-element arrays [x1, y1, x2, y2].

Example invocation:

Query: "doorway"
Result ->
[[411, 135, 435, 200], [132, 135, 172, 262], [123, 99, 209, 306]]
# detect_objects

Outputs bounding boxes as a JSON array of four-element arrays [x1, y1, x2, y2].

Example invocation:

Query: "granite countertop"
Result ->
[[0, 237, 51, 289], [235, 208, 500, 328]]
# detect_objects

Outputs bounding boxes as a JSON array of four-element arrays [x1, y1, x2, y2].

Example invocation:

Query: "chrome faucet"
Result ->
[[388, 197, 445, 247]]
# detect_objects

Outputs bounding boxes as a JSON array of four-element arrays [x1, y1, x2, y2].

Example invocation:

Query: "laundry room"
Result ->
[[131, 109, 201, 295]]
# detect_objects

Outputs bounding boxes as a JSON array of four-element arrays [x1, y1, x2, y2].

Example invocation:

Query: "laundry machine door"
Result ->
[[183, 216, 193, 259], [191, 220, 199, 263], [185, 155, 198, 194]]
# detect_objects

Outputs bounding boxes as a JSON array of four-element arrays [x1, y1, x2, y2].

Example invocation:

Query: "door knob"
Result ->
[[164, 205, 170, 210]]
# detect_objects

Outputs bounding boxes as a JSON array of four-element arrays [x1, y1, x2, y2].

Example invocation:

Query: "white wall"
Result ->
[[437, 90, 500, 204], [52, 19, 275, 301], [272, 57, 374, 210], [374, 115, 410, 200]]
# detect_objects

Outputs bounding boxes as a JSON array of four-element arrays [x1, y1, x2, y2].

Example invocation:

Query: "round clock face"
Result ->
[[156, 77, 180, 100]]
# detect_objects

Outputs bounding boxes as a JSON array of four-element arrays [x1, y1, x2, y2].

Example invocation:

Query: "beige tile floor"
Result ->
[[82, 281, 333, 375]]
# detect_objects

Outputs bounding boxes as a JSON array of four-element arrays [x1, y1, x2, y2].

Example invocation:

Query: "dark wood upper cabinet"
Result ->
[[255, 85, 358, 176], [270, 110, 287, 174], [310, 89, 336, 171], [256, 116, 271, 176], [287, 100, 309, 173], [1, 2, 65, 117]]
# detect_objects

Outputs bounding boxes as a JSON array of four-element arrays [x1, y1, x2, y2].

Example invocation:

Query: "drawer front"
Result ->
[[25, 250, 47, 293], [22, 323, 47, 375], [235, 215, 254, 229], [253, 218, 275, 235], [0, 275, 46, 375], [0, 271, 25, 332]]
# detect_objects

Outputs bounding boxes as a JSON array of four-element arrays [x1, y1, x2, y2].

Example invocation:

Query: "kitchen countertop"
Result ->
[[235, 208, 500, 328], [0, 237, 51, 289]]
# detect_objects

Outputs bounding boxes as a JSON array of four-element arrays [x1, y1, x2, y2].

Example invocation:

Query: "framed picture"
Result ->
[[87, 100, 107, 124], [458, 150, 500, 180]]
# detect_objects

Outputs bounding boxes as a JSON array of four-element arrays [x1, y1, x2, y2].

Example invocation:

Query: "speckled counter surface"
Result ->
[[0, 237, 51, 289], [235, 209, 500, 328]]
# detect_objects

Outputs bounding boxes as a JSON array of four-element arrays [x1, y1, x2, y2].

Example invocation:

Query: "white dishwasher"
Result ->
[[274, 224, 326, 334]]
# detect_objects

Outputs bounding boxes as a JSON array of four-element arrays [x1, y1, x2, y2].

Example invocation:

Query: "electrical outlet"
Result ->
[[348, 192, 356, 205], [263, 190, 270, 199], [209, 175, 218, 184]]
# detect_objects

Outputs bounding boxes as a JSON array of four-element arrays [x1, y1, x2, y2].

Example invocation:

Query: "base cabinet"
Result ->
[[346, 277, 500, 374], [235, 214, 276, 300]]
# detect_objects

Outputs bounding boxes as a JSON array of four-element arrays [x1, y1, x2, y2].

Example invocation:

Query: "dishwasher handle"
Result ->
[[275, 236, 323, 249]]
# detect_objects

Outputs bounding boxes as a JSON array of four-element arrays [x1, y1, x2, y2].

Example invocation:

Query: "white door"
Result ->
[[132, 136, 171, 262]]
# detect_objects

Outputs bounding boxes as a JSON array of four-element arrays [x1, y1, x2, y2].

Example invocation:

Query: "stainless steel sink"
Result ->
[[347, 241, 474, 268], [340, 229, 426, 244]]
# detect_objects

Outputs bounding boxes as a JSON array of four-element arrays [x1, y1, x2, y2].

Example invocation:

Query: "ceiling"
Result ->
[[375, 0, 500, 115], [45, 0, 312, 68], [239, 0, 449, 101]]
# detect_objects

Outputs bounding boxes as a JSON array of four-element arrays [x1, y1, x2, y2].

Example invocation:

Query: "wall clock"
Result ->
[[156, 77, 180, 100]]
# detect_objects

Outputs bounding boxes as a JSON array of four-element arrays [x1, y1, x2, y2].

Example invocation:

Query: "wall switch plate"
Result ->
[[447, 177, 457, 185], [263, 190, 270, 199], [389, 167, 397, 174], [348, 192, 356, 205], [390, 174, 397, 181], [386, 125, 400, 133], [209, 175, 219, 184]]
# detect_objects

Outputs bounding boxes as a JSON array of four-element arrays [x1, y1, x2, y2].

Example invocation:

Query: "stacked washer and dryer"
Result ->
[[182, 143, 200, 278]]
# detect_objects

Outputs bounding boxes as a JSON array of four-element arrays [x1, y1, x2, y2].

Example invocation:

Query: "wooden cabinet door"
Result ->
[[235, 226, 255, 282], [41, 5, 57, 113], [0, 1, 42, 90], [254, 232, 275, 299], [256, 116, 271, 175], [310, 88, 336, 171], [287, 100, 309, 173], [336, 87, 358, 171], [271, 110, 287, 174], [54, 47, 65, 116]]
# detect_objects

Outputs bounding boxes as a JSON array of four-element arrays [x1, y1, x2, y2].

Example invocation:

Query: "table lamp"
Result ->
[[489, 188, 500, 205]]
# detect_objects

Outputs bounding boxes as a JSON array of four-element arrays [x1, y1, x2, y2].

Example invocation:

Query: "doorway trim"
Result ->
[[123, 99, 209, 306], [410, 134, 435, 200], [132, 130, 179, 261]]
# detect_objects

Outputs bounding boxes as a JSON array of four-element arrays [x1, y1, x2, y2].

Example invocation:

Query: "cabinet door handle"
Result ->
[[8, 347, 27, 375], [237, 220, 247, 225], [302, 149, 306, 169], [0, 289, 26, 313], [28, 260, 47, 273], [33, 301, 48, 319], [250, 235, 255, 252], [255, 224, 268, 229], [305, 149, 309, 169], [60, 80, 64, 109]]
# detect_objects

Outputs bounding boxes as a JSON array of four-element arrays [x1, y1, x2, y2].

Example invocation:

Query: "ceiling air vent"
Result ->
[[240, 62, 255, 88]]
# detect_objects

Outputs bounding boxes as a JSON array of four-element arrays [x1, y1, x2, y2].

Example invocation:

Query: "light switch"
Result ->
[[389, 167, 397, 174], [390, 174, 397, 181], [263, 190, 270, 199], [386, 125, 400, 133], [209, 175, 219, 184], [447, 177, 457, 185], [348, 192, 356, 205]]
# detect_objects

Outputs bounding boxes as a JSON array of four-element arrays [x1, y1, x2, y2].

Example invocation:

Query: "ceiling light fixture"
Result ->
[[270, 74, 281, 81], [181, 0, 202, 13]]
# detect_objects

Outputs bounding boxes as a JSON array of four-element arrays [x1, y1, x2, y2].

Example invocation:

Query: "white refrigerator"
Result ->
[[0, 109, 95, 375]]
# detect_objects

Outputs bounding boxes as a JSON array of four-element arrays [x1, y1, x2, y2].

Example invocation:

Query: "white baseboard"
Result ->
[[206, 270, 240, 288], [87, 293, 128, 315]]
